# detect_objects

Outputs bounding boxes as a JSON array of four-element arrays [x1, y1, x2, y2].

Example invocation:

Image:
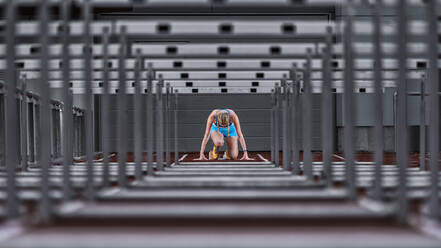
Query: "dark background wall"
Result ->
[[97, 91, 441, 154], [100, 93, 324, 153]]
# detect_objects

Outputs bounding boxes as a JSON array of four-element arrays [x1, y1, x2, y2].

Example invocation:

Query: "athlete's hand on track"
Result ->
[[240, 154, 254, 161], [195, 154, 208, 160]]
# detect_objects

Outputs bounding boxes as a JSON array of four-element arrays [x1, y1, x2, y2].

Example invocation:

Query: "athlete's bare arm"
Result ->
[[195, 110, 216, 160], [230, 110, 253, 160]]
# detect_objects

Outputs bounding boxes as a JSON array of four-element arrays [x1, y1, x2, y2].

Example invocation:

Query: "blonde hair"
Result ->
[[216, 110, 230, 136]]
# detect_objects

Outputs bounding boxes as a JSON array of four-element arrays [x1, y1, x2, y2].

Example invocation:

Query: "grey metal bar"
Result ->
[[118, 26, 128, 187], [78, 112, 82, 158], [174, 89, 179, 165], [73, 112, 78, 157], [372, 0, 384, 201], [290, 65, 300, 175], [282, 75, 290, 170], [61, 0, 73, 201], [393, 91, 397, 154], [17, 66, 437, 76], [50, 104, 55, 158], [92, 2, 338, 12], [20, 78, 28, 171], [406, 92, 441, 96], [396, 0, 409, 221], [75, 112, 80, 157], [81, 113, 86, 156], [72, 112, 76, 157], [419, 76, 426, 170], [28, 100, 35, 163], [35, 103, 40, 162], [146, 63, 154, 176], [72, 112, 75, 158], [101, 27, 111, 187], [38, 0, 52, 221], [58, 108, 63, 158], [270, 89, 275, 163], [344, 1, 356, 200], [156, 75, 164, 171], [427, 0, 439, 219], [9, 56, 431, 69], [134, 49, 143, 181], [274, 84, 280, 167], [303, 49, 313, 181], [165, 83, 171, 167], [322, 26, 333, 188], [0, 2, 340, 13], [84, 0, 94, 201], [151, 68, 297, 73], [286, 80, 292, 171], [6, 35, 327, 45], [55, 108, 61, 159], [5, 0, 19, 219], [64, 92, 74, 196]]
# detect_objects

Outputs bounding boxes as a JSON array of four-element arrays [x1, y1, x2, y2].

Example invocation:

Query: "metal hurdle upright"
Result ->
[[5, 0, 19, 219]]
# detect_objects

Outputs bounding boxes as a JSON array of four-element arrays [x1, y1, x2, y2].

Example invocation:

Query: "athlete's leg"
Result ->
[[226, 136, 239, 160], [210, 131, 224, 148], [209, 131, 224, 160]]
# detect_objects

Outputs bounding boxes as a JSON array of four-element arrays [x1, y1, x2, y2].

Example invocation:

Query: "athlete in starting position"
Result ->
[[196, 109, 253, 160]]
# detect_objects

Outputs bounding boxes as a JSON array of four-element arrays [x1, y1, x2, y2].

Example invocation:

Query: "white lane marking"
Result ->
[[333, 154, 345, 161], [100, 187, 121, 196], [359, 198, 394, 213], [0, 221, 26, 243], [57, 201, 85, 214], [257, 153, 269, 162], [412, 216, 441, 241], [178, 154, 188, 162]]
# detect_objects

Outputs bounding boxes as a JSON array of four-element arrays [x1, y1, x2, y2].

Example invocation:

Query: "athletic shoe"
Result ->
[[209, 146, 218, 160], [223, 150, 231, 160]]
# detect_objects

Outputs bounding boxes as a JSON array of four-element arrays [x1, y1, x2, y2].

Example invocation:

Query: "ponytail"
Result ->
[[216, 111, 230, 136], [227, 114, 230, 137]]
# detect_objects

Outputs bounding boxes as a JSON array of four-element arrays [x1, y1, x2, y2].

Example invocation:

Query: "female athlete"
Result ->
[[196, 109, 253, 160]]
